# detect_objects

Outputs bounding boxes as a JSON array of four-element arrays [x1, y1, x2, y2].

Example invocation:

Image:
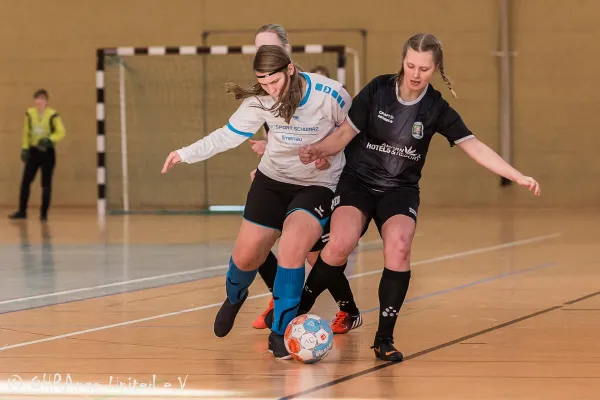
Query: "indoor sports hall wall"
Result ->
[[0, 0, 597, 209]]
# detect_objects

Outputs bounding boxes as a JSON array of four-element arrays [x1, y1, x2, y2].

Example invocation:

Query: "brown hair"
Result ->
[[34, 89, 49, 99], [226, 45, 303, 123], [396, 33, 457, 98], [255, 24, 289, 48], [310, 65, 330, 77]]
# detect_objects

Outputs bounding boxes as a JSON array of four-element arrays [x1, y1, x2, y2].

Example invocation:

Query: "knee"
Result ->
[[277, 245, 307, 269], [21, 175, 34, 186], [324, 234, 357, 264], [232, 247, 265, 271], [383, 235, 412, 269]]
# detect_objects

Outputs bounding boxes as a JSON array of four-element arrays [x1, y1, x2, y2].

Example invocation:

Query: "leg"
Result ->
[[40, 149, 56, 220], [298, 172, 374, 317], [214, 219, 279, 337], [306, 251, 318, 268], [298, 206, 366, 313], [302, 217, 363, 334], [371, 188, 419, 361], [252, 234, 319, 329], [252, 250, 277, 329], [10, 152, 39, 218], [272, 210, 322, 332], [267, 185, 332, 359], [214, 169, 285, 337], [322, 206, 366, 333], [321, 206, 366, 265], [268, 209, 323, 359]]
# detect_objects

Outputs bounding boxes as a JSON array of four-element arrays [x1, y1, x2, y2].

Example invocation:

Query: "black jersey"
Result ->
[[344, 74, 474, 191]]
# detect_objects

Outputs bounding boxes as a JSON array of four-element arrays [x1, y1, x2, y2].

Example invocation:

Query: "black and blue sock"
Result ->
[[271, 265, 305, 335], [225, 257, 258, 304]]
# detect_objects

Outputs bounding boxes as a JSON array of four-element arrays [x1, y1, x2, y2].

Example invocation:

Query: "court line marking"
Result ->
[[357, 261, 556, 315], [0, 239, 387, 307], [0, 233, 560, 352], [348, 233, 561, 280], [279, 289, 600, 400], [0, 232, 554, 307], [0, 264, 230, 306]]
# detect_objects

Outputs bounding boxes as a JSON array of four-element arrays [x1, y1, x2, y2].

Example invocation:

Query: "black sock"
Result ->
[[376, 268, 411, 339], [257, 251, 278, 293], [298, 254, 344, 313], [327, 265, 360, 315]]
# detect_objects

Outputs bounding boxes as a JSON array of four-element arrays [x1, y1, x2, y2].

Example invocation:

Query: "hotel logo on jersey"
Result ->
[[365, 142, 422, 161]]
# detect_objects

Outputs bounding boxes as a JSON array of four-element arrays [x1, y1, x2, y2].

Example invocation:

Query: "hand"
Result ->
[[20, 149, 29, 163], [249, 140, 267, 157], [314, 158, 330, 170], [516, 175, 541, 196], [161, 151, 182, 174], [250, 168, 257, 182], [299, 145, 321, 165], [37, 138, 52, 152]]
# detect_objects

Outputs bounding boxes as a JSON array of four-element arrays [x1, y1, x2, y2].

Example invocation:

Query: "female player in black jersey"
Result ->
[[249, 24, 363, 334], [299, 33, 541, 361]]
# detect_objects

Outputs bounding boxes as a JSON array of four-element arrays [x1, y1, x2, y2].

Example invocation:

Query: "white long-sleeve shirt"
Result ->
[[176, 72, 352, 190]]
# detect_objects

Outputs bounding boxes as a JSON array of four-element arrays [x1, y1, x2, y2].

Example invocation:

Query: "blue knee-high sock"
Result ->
[[272, 265, 305, 335], [226, 257, 257, 304]]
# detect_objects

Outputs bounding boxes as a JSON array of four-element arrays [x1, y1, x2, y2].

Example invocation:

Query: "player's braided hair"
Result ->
[[226, 45, 303, 124], [396, 33, 457, 99]]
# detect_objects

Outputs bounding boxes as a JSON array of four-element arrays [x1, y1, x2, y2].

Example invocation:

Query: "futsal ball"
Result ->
[[284, 314, 333, 364]]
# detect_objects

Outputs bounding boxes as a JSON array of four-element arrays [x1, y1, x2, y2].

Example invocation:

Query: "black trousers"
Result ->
[[18, 147, 56, 216]]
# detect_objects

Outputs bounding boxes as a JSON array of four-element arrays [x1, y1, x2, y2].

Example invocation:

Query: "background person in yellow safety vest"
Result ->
[[9, 89, 66, 221]]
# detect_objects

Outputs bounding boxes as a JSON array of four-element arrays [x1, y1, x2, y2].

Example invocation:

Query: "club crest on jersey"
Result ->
[[412, 121, 424, 139]]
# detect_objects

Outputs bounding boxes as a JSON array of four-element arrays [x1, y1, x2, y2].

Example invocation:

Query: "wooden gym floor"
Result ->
[[0, 206, 598, 399]]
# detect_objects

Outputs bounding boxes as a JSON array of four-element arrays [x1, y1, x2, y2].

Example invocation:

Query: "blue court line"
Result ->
[[355, 261, 556, 316]]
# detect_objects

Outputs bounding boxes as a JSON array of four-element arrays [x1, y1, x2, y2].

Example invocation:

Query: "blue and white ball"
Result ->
[[284, 314, 333, 364]]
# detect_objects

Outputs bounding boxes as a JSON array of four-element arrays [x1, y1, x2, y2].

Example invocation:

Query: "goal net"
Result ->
[[96, 45, 360, 216]]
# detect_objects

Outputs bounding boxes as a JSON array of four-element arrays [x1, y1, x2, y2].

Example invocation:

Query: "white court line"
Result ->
[[349, 233, 562, 279], [0, 238, 391, 306], [0, 232, 561, 352], [0, 264, 230, 306]]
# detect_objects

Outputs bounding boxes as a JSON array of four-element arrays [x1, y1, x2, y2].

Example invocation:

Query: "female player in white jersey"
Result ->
[[249, 24, 363, 335], [299, 32, 541, 361], [161, 45, 352, 359]]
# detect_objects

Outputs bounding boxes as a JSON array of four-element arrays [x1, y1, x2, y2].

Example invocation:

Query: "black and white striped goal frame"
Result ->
[[95, 44, 354, 217]]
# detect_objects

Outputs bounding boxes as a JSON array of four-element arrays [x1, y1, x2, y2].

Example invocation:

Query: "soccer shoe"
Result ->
[[8, 211, 26, 220], [252, 298, 274, 329], [213, 291, 248, 338], [371, 337, 404, 362], [331, 311, 363, 334], [268, 331, 291, 360]]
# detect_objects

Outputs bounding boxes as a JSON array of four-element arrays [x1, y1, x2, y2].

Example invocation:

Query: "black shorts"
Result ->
[[243, 169, 333, 251], [332, 171, 420, 236]]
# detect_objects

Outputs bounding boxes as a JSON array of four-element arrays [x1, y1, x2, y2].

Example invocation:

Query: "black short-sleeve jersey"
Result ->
[[344, 74, 474, 191]]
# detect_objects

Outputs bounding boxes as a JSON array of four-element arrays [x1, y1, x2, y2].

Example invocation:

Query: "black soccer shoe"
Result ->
[[371, 336, 404, 362], [213, 291, 248, 338], [268, 331, 291, 360], [8, 211, 27, 220]]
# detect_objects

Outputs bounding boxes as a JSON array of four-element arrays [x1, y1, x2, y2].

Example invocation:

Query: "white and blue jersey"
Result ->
[[176, 72, 352, 191]]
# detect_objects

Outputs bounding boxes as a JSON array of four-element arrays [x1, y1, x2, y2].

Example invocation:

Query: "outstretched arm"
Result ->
[[161, 125, 252, 173], [162, 98, 263, 174], [299, 119, 357, 164], [458, 137, 540, 196]]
